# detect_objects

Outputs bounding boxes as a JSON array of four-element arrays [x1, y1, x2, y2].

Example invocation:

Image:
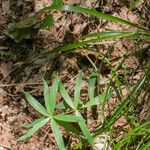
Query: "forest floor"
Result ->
[[0, 0, 150, 150]]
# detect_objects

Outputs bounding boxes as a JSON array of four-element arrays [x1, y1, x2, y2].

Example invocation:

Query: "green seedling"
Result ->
[[19, 71, 112, 149], [19, 76, 83, 150]]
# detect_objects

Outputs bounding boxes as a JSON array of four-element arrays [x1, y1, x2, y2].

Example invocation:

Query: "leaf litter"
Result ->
[[0, 0, 150, 149]]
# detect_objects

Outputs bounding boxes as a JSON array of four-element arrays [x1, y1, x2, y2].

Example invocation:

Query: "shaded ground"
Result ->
[[0, 0, 150, 149]]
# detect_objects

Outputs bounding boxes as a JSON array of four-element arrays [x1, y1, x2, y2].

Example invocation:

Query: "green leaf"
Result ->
[[53, 0, 62, 8], [22, 117, 46, 129], [51, 118, 66, 150], [55, 101, 70, 109], [18, 117, 50, 141], [80, 30, 131, 40], [75, 111, 94, 146], [23, 92, 49, 116], [74, 71, 82, 109], [88, 71, 97, 101], [54, 114, 84, 122], [59, 82, 74, 109], [39, 0, 62, 12], [42, 78, 50, 114], [43, 76, 60, 115], [57, 120, 82, 135], [48, 76, 60, 115], [84, 93, 112, 108], [41, 14, 53, 28]]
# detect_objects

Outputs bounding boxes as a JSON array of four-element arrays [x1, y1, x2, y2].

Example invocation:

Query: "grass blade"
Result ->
[[59, 82, 74, 109], [57, 120, 82, 135], [75, 110, 94, 146], [138, 141, 150, 150], [42, 78, 51, 115], [22, 117, 46, 129], [18, 117, 50, 141], [80, 30, 132, 40], [74, 71, 82, 109], [62, 5, 148, 32], [54, 114, 84, 122], [44, 32, 135, 55], [93, 73, 147, 138], [49, 76, 60, 115], [88, 71, 97, 101], [51, 118, 66, 150], [23, 92, 49, 116], [115, 121, 150, 149], [40, 4, 149, 32]]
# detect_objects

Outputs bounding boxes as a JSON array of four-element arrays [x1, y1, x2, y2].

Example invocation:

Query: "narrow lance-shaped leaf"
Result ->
[[88, 71, 97, 101], [51, 118, 66, 150], [22, 117, 46, 129], [75, 110, 94, 146], [43, 78, 51, 114], [80, 30, 132, 40], [49, 76, 60, 115], [74, 71, 82, 109], [54, 114, 84, 122], [23, 92, 49, 116], [18, 117, 50, 141], [59, 82, 74, 109], [57, 120, 82, 136]]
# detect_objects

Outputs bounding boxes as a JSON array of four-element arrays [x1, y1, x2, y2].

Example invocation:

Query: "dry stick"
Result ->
[[0, 82, 41, 87], [0, 144, 12, 150]]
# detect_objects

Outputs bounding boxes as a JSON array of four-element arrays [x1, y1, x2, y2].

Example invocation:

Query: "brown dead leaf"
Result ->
[[119, 6, 128, 21], [15, 83, 25, 93], [2, 0, 11, 15], [34, 0, 52, 12], [127, 11, 138, 24], [0, 62, 12, 82], [0, 88, 6, 103], [135, 0, 144, 11], [122, 39, 135, 51], [113, 115, 128, 127]]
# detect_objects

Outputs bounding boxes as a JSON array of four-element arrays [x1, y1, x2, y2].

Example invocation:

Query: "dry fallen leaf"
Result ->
[[0, 62, 12, 82]]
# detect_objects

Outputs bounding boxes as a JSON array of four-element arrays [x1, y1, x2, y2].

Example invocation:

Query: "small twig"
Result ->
[[0, 82, 41, 87], [0, 144, 12, 150]]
